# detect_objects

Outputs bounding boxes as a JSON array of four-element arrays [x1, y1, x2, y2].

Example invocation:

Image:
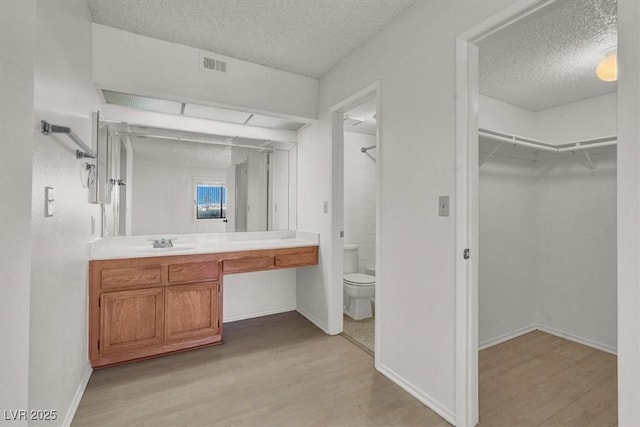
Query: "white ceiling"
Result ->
[[478, 0, 617, 112], [86, 0, 416, 79]]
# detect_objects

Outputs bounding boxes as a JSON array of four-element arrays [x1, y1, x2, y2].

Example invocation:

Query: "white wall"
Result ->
[[479, 148, 617, 350], [0, 1, 35, 422], [616, 2, 640, 423], [479, 156, 537, 346], [296, 1, 517, 421], [479, 95, 536, 137], [344, 132, 377, 272], [535, 153, 617, 350], [534, 93, 617, 144], [480, 93, 617, 144], [29, 0, 101, 424], [296, 119, 333, 332], [223, 270, 296, 322], [92, 24, 318, 120]]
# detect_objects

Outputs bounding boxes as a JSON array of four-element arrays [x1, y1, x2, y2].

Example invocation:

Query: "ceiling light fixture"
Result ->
[[597, 47, 617, 82]]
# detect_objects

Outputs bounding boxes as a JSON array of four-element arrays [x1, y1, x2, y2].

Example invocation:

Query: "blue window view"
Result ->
[[196, 185, 227, 219]]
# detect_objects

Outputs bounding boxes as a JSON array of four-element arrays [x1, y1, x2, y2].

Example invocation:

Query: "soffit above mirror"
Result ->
[[108, 122, 297, 152], [102, 89, 307, 131], [478, 0, 617, 112]]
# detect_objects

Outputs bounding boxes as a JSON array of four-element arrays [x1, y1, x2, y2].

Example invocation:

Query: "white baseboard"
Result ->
[[296, 308, 330, 334], [377, 363, 456, 425], [223, 305, 296, 323], [479, 325, 537, 350], [62, 363, 92, 427], [479, 324, 617, 355], [535, 324, 617, 355]]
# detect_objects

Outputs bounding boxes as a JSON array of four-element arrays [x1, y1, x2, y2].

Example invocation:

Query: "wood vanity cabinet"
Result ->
[[89, 245, 318, 368]]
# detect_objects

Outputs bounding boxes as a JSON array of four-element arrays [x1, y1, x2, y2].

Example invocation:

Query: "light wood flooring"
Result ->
[[73, 311, 449, 426], [73, 314, 616, 427], [480, 330, 617, 426]]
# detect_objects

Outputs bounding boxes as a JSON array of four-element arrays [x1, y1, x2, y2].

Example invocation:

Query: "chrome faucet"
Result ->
[[150, 237, 175, 248]]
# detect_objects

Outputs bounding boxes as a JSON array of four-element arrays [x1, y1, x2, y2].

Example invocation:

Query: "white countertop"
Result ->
[[90, 230, 319, 260]]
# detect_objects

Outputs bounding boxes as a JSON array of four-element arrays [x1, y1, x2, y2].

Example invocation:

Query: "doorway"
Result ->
[[340, 96, 378, 354], [455, 1, 618, 425], [329, 82, 381, 360]]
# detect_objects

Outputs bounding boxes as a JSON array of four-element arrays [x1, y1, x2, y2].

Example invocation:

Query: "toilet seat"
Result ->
[[343, 273, 375, 286]]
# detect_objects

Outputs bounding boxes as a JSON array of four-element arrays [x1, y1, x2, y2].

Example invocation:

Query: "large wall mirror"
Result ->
[[96, 119, 296, 236]]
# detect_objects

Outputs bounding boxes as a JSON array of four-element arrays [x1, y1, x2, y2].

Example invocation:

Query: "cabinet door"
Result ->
[[100, 288, 164, 354], [165, 283, 220, 341]]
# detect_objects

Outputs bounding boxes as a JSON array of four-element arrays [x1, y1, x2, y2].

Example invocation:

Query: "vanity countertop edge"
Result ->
[[90, 230, 319, 260]]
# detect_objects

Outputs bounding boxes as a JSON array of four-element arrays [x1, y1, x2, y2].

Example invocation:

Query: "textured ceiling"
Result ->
[[86, 0, 416, 78], [478, 0, 617, 111]]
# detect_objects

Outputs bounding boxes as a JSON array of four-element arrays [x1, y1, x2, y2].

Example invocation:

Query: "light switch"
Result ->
[[45, 187, 54, 217], [323, 201, 328, 214], [439, 195, 450, 217]]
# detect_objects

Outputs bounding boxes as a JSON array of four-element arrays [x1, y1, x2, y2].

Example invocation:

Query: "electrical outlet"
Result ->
[[439, 195, 450, 217]]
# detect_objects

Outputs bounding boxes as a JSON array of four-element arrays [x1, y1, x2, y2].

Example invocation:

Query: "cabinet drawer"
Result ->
[[101, 266, 162, 290], [168, 261, 219, 283], [275, 249, 318, 267], [223, 256, 274, 274]]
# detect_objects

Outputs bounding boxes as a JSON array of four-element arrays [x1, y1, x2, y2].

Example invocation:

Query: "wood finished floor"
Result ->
[[73, 314, 616, 427], [73, 312, 449, 427], [479, 330, 617, 426]]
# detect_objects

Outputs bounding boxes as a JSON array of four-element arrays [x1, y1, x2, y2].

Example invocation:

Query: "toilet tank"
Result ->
[[343, 243, 359, 274]]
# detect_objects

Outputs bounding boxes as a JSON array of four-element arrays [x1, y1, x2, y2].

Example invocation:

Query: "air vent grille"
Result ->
[[201, 55, 227, 74]]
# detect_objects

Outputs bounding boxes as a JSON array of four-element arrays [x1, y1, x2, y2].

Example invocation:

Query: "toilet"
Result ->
[[343, 244, 375, 320]]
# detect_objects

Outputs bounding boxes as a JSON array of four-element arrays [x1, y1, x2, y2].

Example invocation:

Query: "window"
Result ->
[[195, 181, 227, 220]]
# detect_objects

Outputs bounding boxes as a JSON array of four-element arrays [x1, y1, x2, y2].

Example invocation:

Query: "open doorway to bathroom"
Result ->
[[340, 97, 378, 355]]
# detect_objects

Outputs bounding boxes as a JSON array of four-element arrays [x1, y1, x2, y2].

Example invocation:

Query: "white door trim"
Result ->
[[454, 2, 556, 426], [329, 81, 381, 365]]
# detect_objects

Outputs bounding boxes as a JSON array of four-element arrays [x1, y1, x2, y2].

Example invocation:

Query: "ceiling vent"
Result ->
[[200, 54, 227, 75]]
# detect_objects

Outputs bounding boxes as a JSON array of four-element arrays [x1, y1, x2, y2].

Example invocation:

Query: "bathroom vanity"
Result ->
[[88, 233, 318, 368]]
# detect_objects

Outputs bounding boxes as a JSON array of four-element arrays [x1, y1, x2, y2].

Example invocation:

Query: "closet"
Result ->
[[477, 93, 618, 423], [475, 0, 618, 423], [478, 93, 617, 353]]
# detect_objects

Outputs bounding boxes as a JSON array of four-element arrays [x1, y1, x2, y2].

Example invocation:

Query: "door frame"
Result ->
[[454, 1, 558, 425], [329, 81, 382, 362], [235, 160, 249, 232]]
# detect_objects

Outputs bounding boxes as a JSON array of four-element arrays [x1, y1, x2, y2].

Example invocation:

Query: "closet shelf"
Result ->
[[479, 128, 617, 169]]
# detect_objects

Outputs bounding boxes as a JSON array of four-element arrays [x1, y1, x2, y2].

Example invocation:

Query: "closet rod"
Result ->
[[479, 129, 617, 153], [479, 131, 558, 152], [557, 140, 617, 152], [41, 120, 96, 159]]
